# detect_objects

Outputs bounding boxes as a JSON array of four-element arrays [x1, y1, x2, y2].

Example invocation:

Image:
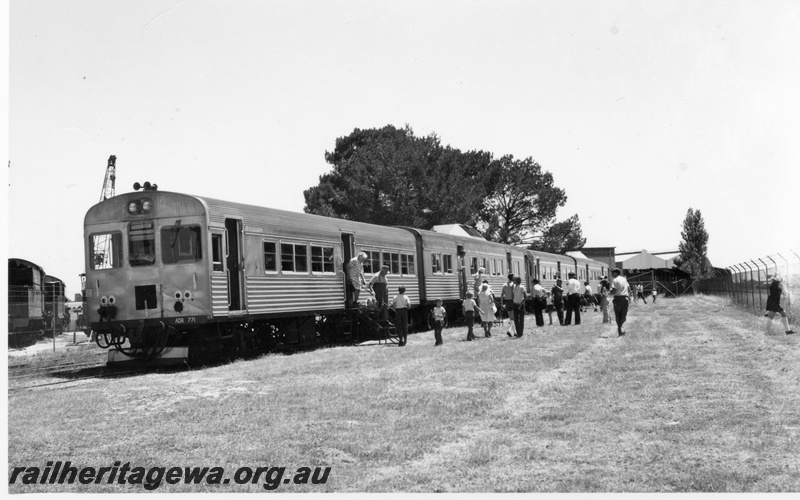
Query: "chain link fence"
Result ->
[[696, 251, 799, 319]]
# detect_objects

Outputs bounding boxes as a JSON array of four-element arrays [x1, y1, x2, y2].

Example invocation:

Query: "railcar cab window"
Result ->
[[262, 241, 277, 273], [281, 243, 308, 273], [311, 245, 335, 274], [161, 225, 202, 264], [128, 222, 156, 266], [89, 232, 123, 270]]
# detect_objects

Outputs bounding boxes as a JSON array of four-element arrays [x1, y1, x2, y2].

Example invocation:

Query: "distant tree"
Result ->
[[478, 155, 567, 245], [675, 208, 712, 278], [304, 125, 494, 228], [529, 214, 586, 254]]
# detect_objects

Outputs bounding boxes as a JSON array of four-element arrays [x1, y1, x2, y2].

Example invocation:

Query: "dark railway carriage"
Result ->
[[83, 190, 419, 364], [43, 275, 67, 331], [8, 258, 46, 347]]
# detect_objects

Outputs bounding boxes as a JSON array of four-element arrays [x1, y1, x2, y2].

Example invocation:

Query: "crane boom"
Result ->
[[92, 155, 118, 269], [100, 155, 117, 201]]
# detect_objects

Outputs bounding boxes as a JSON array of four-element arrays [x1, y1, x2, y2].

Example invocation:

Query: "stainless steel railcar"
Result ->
[[401, 227, 527, 326], [83, 187, 607, 365], [83, 189, 425, 364]]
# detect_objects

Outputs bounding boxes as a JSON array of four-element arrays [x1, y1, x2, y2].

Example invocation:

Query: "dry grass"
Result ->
[[7, 296, 800, 492]]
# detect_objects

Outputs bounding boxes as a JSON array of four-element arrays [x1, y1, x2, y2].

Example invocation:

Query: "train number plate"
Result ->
[[170, 315, 205, 325]]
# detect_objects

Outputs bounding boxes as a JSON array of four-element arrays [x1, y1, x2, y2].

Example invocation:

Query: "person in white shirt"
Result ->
[[609, 268, 631, 336], [512, 277, 527, 337], [531, 279, 546, 327], [564, 272, 582, 325], [391, 286, 411, 346], [583, 281, 598, 312]]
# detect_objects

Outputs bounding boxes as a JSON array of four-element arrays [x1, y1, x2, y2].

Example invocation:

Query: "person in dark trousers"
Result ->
[[432, 298, 446, 345], [636, 283, 647, 304], [609, 268, 631, 336], [501, 273, 516, 337], [531, 278, 546, 327], [391, 286, 411, 346], [512, 276, 527, 337], [551, 279, 565, 325], [462, 292, 478, 341], [369, 265, 390, 321], [765, 275, 795, 335], [564, 272, 581, 326]]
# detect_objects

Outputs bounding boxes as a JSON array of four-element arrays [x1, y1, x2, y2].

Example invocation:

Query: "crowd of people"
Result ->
[[346, 252, 795, 346]]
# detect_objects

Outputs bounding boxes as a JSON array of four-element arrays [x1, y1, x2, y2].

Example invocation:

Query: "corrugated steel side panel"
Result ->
[[211, 274, 229, 316]]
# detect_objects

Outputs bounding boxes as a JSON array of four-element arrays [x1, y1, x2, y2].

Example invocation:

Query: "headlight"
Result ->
[[141, 199, 154, 213], [108, 295, 116, 305], [127, 200, 141, 215], [100, 296, 108, 306]]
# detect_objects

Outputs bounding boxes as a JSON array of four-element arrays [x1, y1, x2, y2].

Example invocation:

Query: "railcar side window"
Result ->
[[401, 254, 415, 275], [161, 225, 202, 264], [263, 241, 277, 272], [363, 251, 380, 274], [90, 232, 123, 270], [311, 245, 335, 274], [211, 234, 224, 272], [386, 252, 400, 275], [129, 222, 156, 267], [470, 257, 478, 275], [281, 243, 308, 273], [443, 254, 453, 274], [431, 253, 442, 274]]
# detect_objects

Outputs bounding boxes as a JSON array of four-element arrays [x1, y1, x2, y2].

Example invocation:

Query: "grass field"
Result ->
[[7, 295, 800, 493]]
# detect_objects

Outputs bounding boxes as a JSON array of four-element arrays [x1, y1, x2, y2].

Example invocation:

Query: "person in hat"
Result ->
[[765, 275, 795, 335], [551, 278, 565, 325], [598, 275, 611, 324], [369, 264, 391, 321], [608, 268, 631, 336]]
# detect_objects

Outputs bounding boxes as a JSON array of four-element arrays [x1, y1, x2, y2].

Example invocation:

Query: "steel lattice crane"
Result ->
[[92, 155, 117, 268]]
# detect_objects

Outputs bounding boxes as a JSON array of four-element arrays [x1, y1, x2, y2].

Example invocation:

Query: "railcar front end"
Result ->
[[84, 190, 212, 365]]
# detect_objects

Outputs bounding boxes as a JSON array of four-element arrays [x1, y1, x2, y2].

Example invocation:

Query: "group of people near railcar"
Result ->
[[347, 252, 795, 345]]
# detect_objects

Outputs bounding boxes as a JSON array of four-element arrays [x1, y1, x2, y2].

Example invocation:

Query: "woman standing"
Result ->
[[598, 276, 611, 324], [478, 283, 496, 337]]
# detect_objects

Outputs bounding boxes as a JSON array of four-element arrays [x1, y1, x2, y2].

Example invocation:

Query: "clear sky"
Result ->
[[6, 0, 800, 298]]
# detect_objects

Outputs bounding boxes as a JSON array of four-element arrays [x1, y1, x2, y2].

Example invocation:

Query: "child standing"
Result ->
[[463, 292, 478, 341], [391, 286, 411, 346], [432, 299, 446, 346]]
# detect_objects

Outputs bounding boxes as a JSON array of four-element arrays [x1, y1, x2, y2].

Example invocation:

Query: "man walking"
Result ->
[[551, 279, 565, 326], [609, 268, 631, 336], [564, 272, 581, 326]]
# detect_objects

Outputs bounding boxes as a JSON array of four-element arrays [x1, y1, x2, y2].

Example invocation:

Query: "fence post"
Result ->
[[751, 260, 763, 312], [733, 264, 745, 308], [744, 261, 756, 311]]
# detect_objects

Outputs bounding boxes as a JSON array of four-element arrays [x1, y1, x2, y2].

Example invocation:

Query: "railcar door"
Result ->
[[341, 233, 354, 307], [225, 218, 244, 311]]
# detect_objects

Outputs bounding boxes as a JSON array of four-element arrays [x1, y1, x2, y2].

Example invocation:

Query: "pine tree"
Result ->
[[676, 208, 712, 278]]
